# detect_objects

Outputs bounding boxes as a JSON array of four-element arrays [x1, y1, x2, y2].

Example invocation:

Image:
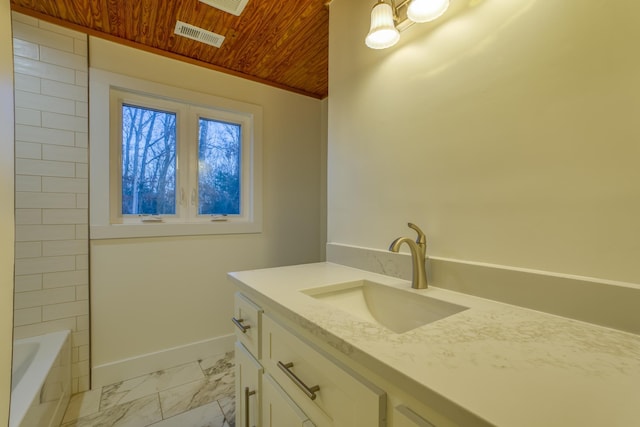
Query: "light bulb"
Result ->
[[365, 2, 400, 49], [407, 0, 449, 23]]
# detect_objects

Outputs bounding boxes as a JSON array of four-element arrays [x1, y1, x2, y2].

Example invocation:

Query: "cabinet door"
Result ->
[[262, 373, 314, 427], [236, 342, 263, 427], [394, 406, 436, 427]]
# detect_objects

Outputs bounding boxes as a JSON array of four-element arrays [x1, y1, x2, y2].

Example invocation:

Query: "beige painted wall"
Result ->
[[328, 0, 640, 284], [90, 39, 324, 373], [0, 0, 14, 423]]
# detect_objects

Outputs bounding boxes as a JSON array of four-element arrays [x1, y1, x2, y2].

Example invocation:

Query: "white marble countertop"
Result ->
[[228, 262, 640, 427]]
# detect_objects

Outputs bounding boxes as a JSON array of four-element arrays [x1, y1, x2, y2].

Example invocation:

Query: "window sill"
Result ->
[[90, 221, 262, 239]]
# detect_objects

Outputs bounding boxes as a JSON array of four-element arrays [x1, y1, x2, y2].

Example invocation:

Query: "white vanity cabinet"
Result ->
[[232, 290, 461, 427], [233, 292, 386, 427], [234, 292, 315, 427], [229, 262, 640, 427]]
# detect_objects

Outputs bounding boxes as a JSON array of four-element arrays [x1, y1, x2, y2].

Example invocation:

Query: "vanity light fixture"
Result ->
[[365, 0, 450, 49]]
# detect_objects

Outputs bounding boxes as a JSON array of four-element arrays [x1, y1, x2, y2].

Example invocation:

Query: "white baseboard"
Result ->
[[91, 334, 235, 389]]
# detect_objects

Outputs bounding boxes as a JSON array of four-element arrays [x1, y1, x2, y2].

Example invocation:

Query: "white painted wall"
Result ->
[[328, 0, 640, 284], [0, 0, 15, 423], [90, 39, 324, 384]]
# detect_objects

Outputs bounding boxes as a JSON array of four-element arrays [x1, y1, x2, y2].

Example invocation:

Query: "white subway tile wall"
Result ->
[[12, 11, 90, 394]]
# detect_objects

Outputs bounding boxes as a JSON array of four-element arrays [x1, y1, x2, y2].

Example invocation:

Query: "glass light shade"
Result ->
[[365, 2, 400, 49], [407, 0, 449, 23]]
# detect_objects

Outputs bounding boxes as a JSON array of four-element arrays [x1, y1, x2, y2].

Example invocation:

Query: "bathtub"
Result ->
[[10, 330, 72, 427]]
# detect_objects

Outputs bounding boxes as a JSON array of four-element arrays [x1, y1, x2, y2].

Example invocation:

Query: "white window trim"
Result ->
[[90, 68, 263, 239]]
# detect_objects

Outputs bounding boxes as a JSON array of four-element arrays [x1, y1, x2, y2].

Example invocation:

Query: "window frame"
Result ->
[[90, 69, 262, 239]]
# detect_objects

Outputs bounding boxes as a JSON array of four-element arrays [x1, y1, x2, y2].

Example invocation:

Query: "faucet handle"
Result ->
[[407, 222, 426, 246]]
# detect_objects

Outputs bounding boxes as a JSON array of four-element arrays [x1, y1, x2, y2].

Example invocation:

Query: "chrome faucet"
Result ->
[[389, 223, 428, 289]]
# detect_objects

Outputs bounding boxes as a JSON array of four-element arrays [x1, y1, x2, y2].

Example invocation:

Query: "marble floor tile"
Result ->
[[217, 396, 235, 427], [159, 370, 235, 420], [62, 394, 162, 427], [150, 401, 226, 427], [199, 351, 234, 378], [62, 388, 102, 423], [101, 361, 205, 410], [61, 354, 236, 427]]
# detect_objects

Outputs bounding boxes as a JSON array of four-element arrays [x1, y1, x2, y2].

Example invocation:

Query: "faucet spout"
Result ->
[[389, 223, 428, 289]]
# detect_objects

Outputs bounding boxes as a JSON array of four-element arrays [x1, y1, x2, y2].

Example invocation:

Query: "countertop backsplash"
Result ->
[[326, 242, 640, 334]]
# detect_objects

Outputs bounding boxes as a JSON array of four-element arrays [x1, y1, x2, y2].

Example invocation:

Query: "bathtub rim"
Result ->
[[11, 341, 39, 392], [10, 330, 71, 427]]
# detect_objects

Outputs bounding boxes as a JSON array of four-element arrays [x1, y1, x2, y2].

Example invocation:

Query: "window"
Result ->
[[111, 93, 247, 224], [90, 69, 262, 239]]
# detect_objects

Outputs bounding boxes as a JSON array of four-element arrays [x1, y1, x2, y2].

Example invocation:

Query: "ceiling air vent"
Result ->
[[174, 21, 225, 48], [199, 0, 250, 16]]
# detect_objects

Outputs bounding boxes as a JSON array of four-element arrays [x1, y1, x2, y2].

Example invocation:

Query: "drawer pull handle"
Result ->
[[277, 361, 320, 401], [232, 317, 251, 333], [244, 386, 256, 427]]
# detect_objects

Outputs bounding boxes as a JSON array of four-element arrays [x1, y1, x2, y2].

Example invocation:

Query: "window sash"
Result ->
[[120, 103, 178, 217], [190, 107, 250, 219]]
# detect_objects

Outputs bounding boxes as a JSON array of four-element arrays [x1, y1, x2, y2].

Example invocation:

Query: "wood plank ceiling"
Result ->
[[11, 0, 329, 98]]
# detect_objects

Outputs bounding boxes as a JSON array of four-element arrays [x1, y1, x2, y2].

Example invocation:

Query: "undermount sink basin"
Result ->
[[302, 280, 468, 334]]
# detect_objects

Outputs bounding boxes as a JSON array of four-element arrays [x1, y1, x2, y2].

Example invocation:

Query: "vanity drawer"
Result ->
[[262, 314, 386, 427], [233, 292, 263, 359]]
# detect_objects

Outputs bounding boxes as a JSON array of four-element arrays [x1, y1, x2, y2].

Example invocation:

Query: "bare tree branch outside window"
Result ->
[[121, 104, 176, 215], [121, 105, 241, 216], [198, 118, 241, 215]]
